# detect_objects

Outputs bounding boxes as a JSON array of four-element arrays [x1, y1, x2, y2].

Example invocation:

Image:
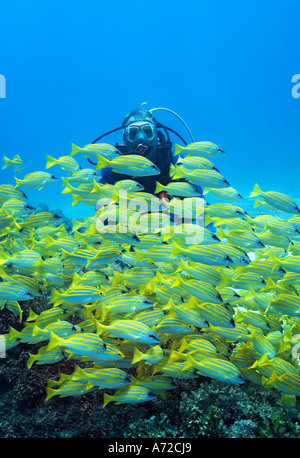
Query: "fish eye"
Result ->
[[51, 175, 56, 179], [26, 291, 32, 296], [224, 255, 231, 261], [149, 333, 159, 341], [152, 165, 156, 169]]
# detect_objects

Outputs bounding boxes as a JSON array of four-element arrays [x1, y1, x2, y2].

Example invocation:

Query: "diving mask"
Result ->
[[124, 122, 156, 142]]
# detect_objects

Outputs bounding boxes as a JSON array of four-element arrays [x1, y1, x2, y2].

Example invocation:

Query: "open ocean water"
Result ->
[[1, 0, 300, 442], [0, 0, 299, 220]]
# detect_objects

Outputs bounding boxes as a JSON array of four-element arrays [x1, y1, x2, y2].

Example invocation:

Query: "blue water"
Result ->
[[0, 0, 299, 220]]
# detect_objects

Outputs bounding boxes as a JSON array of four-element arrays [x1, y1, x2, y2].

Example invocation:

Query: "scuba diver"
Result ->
[[89, 105, 196, 197]]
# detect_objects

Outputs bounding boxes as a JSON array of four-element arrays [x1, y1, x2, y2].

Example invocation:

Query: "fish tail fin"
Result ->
[[204, 214, 214, 227], [262, 370, 278, 388], [217, 270, 230, 290], [174, 143, 184, 157], [1, 155, 11, 170], [70, 272, 83, 287], [169, 163, 176, 178], [8, 326, 21, 341], [45, 234, 55, 249], [32, 325, 46, 337], [163, 298, 175, 312], [70, 143, 81, 156], [263, 277, 276, 293], [72, 194, 82, 206], [172, 273, 182, 288], [182, 354, 196, 371], [46, 332, 64, 352], [244, 287, 256, 301], [26, 353, 36, 369], [49, 288, 63, 305], [154, 181, 164, 194], [178, 337, 189, 353], [26, 309, 39, 322], [45, 386, 57, 401], [61, 177, 70, 190], [91, 179, 102, 194], [95, 154, 110, 171], [71, 365, 87, 381], [269, 252, 280, 271], [14, 177, 23, 188], [131, 347, 144, 364], [254, 199, 264, 208], [152, 270, 164, 285], [60, 182, 72, 195], [45, 155, 57, 169], [71, 219, 86, 232], [171, 166, 185, 180], [101, 303, 109, 322], [161, 224, 172, 242], [171, 241, 183, 258], [216, 227, 226, 240], [249, 183, 263, 198], [112, 271, 123, 286], [134, 247, 144, 263], [95, 320, 107, 336], [0, 249, 9, 265], [102, 393, 113, 408], [175, 257, 187, 273]]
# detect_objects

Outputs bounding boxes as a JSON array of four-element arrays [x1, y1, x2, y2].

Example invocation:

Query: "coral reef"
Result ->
[[1, 304, 300, 438]]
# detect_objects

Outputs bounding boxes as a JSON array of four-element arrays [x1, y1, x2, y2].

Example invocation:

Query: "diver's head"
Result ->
[[122, 109, 158, 157]]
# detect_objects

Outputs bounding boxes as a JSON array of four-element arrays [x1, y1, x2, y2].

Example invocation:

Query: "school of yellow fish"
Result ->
[[1, 141, 300, 410]]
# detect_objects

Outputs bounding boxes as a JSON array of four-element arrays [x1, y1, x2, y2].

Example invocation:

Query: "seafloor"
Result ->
[[0, 296, 300, 439]]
